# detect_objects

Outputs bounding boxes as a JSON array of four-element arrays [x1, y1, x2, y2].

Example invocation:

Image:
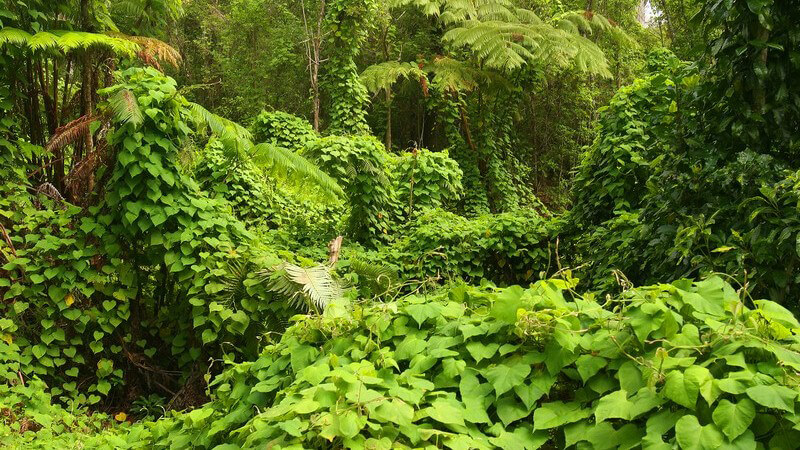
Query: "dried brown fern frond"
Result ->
[[108, 32, 182, 69], [34, 182, 65, 209], [137, 49, 162, 71], [46, 115, 95, 153], [65, 122, 112, 205]]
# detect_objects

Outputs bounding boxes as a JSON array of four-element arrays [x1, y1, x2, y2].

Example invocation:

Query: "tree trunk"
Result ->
[[301, 0, 325, 131], [79, 0, 93, 160]]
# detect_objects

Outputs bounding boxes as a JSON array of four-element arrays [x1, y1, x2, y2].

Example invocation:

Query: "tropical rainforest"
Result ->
[[2, 0, 800, 448]]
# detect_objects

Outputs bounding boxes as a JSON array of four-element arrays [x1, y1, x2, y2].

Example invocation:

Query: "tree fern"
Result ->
[[107, 32, 182, 69], [0, 27, 181, 68], [360, 61, 426, 94], [390, 0, 624, 77], [443, 19, 612, 76]]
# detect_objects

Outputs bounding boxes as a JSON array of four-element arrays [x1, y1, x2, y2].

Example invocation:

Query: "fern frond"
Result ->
[[250, 143, 345, 200], [0, 28, 138, 57], [220, 259, 254, 300], [360, 61, 426, 94], [428, 57, 485, 92], [444, 18, 611, 75], [46, 115, 95, 153], [109, 89, 144, 127], [392, 0, 442, 16], [0, 27, 33, 46], [263, 263, 342, 313], [186, 102, 253, 149], [554, 10, 636, 47], [189, 103, 342, 200], [349, 257, 398, 297], [54, 31, 138, 56], [27, 31, 59, 51], [107, 32, 182, 69]]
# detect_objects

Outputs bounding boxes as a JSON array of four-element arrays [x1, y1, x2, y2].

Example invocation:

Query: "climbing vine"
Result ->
[[323, 0, 376, 135]]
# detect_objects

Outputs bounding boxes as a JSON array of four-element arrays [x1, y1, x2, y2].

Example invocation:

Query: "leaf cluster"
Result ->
[[130, 275, 800, 449]]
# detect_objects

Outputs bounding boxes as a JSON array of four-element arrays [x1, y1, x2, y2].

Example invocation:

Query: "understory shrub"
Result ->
[[250, 111, 318, 151], [568, 49, 800, 308], [0, 68, 319, 409], [305, 135, 396, 246], [392, 148, 463, 220], [192, 139, 279, 224], [0, 377, 132, 449], [133, 276, 800, 449], [379, 209, 558, 285]]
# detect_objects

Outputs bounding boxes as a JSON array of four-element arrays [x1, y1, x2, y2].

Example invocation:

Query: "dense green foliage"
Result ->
[[26, 276, 800, 449], [4, 0, 800, 448], [379, 210, 556, 285], [250, 111, 318, 151], [305, 135, 396, 246], [393, 148, 463, 219]]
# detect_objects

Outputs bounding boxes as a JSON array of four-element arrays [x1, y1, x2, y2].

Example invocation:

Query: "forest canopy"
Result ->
[[2, 0, 800, 449]]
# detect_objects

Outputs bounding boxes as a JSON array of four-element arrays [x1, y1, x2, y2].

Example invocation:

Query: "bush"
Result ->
[[379, 209, 557, 285], [0, 378, 131, 449], [192, 139, 279, 224], [392, 148, 463, 219], [135, 276, 800, 449], [250, 111, 318, 151], [305, 135, 396, 246]]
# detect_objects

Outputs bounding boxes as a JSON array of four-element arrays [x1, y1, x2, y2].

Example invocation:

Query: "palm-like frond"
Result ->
[[0, 27, 187, 69], [444, 19, 611, 76], [220, 259, 254, 301], [360, 61, 426, 94], [186, 102, 253, 150], [108, 89, 144, 127], [262, 263, 343, 313], [427, 57, 489, 92], [188, 103, 343, 200], [555, 10, 636, 47], [250, 143, 345, 200], [393, 1, 620, 77]]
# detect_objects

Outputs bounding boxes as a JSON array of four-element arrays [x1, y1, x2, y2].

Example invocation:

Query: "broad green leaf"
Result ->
[[712, 398, 755, 441], [532, 401, 592, 430], [466, 341, 500, 363], [664, 370, 700, 409], [675, 415, 724, 450], [371, 399, 414, 426], [745, 385, 797, 412], [490, 285, 526, 323], [426, 398, 466, 427], [335, 410, 363, 439], [484, 359, 532, 396], [685, 365, 717, 405], [496, 395, 528, 426], [514, 372, 556, 410], [576, 355, 607, 382], [201, 329, 217, 345], [617, 361, 644, 393], [488, 425, 548, 450], [595, 390, 632, 422], [404, 303, 442, 327]]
